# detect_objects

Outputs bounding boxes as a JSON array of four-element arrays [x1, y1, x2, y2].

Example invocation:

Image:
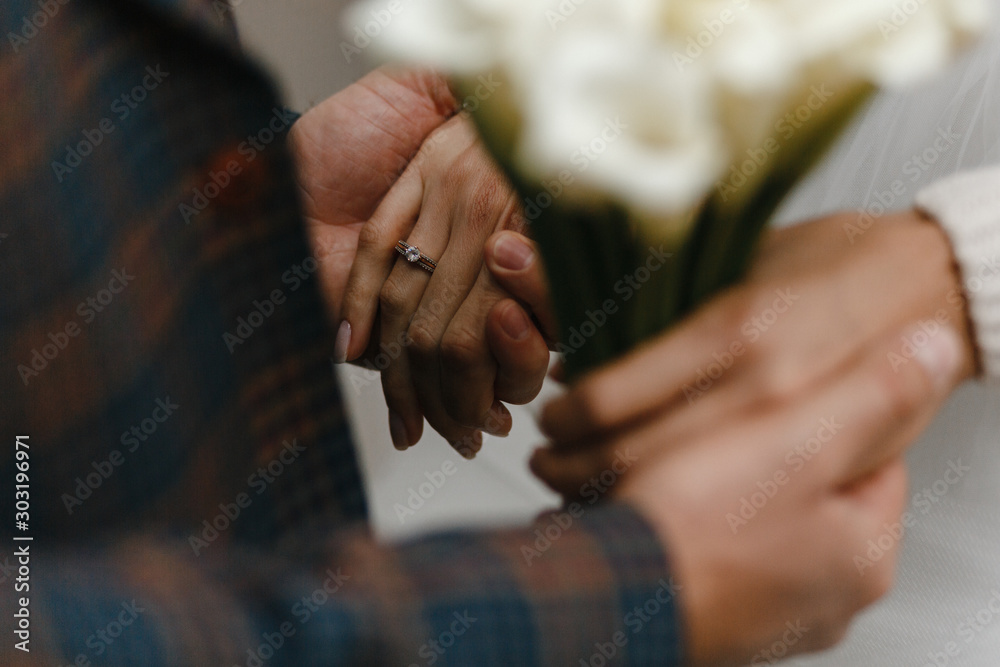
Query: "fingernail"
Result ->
[[456, 432, 483, 459], [500, 304, 530, 341], [912, 325, 963, 391], [493, 234, 534, 272], [389, 411, 409, 451], [333, 321, 351, 364]]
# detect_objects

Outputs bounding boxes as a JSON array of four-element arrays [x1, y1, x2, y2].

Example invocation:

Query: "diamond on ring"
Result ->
[[396, 240, 438, 274]]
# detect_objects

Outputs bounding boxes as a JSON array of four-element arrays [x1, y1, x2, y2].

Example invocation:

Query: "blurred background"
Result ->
[[232, 0, 559, 542]]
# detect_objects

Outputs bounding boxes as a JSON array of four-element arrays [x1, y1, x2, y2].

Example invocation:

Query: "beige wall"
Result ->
[[232, 0, 557, 541]]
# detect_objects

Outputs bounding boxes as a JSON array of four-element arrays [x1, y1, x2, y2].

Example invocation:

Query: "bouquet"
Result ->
[[349, 0, 986, 380]]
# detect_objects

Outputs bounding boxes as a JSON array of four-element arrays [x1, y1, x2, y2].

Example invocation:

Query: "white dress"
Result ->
[[774, 7, 1000, 666]]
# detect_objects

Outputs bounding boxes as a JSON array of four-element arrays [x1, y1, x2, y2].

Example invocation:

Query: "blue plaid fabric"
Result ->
[[0, 0, 681, 664]]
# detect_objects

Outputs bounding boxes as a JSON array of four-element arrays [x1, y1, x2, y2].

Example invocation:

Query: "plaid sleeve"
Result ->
[[0, 0, 684, 664], [0, 504, 682, 666]]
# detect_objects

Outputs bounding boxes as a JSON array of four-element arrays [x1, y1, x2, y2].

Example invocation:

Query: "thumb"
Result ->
[[484, 231, 558, 344]]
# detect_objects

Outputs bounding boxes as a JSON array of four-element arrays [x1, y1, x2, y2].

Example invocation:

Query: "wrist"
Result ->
[[907, 208, 980, 380], [917, 167, 1000, 380]]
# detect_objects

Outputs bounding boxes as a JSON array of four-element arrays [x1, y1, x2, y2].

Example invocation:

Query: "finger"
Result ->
[[484, 231, 558, 343], [529, 445, 620, 500], [436, 271, 504, 429], [337, 167, 424, 363], [532, 323, 963, 498], [486, 299, 550, 405], [406, 160, 519, 449], [381, 365, 424, 451], [539, 288, 745, 444], [830, 323, 964, 482], [833, 458, 909, 609], [377, 199, 456, 450]]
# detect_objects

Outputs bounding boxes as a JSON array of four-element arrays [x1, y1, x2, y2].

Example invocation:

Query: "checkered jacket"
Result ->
[[0, 0, 681, 664]]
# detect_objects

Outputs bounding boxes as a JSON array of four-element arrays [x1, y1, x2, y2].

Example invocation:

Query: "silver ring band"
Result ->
[[396, 240, 438, 274]]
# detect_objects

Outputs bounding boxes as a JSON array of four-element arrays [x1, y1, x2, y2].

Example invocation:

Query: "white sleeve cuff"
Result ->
[[916, 167, 1000, 381]]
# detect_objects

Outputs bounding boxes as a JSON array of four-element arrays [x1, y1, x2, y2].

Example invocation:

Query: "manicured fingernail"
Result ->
[[389, 411, 409, 451], [500, 304, 530, 341], [911, 324, 963, 391], [493, 234, 534, 272], [333, 321, 351, 364]]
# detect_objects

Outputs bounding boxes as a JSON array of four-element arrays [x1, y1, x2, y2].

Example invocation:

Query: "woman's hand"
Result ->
[[535, 210, 977, 494], [289, 66, 457, 321], [336, 117, 555, 456], [289, 67, 553, 455]]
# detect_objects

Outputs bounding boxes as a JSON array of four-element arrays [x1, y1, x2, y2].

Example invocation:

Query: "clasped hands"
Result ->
[[291, 67, 976, 665]]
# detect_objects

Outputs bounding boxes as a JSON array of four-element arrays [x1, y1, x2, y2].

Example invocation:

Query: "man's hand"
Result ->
[[527, 210, 976, 664], [536, 210, 977, 487], [289, 69, 553, 454], [288, 66, 458, 323], [554, 320, 964, 665]]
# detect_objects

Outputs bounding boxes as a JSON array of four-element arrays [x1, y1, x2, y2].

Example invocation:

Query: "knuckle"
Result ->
[[357, 220, 387, 249], [449, 391, 491, 429], [407, 317, 441, 359], [757, 359, 807, 405], [342, 278, 371, 313], [470, 183, 505, 231], [875, 363, 927, 422], [378, 278, 409, 321], [571, 383, 613, 431], [440, 324, 485, 370], [717, 289, 758, 342]]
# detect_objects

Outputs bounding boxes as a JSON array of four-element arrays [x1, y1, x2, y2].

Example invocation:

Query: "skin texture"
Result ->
[[289, 68, 550, 456], [293, 72, 975, 664], [535, 210, 976, 488], [522, 210, 975, 664], [337, 118, 552, 454]]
